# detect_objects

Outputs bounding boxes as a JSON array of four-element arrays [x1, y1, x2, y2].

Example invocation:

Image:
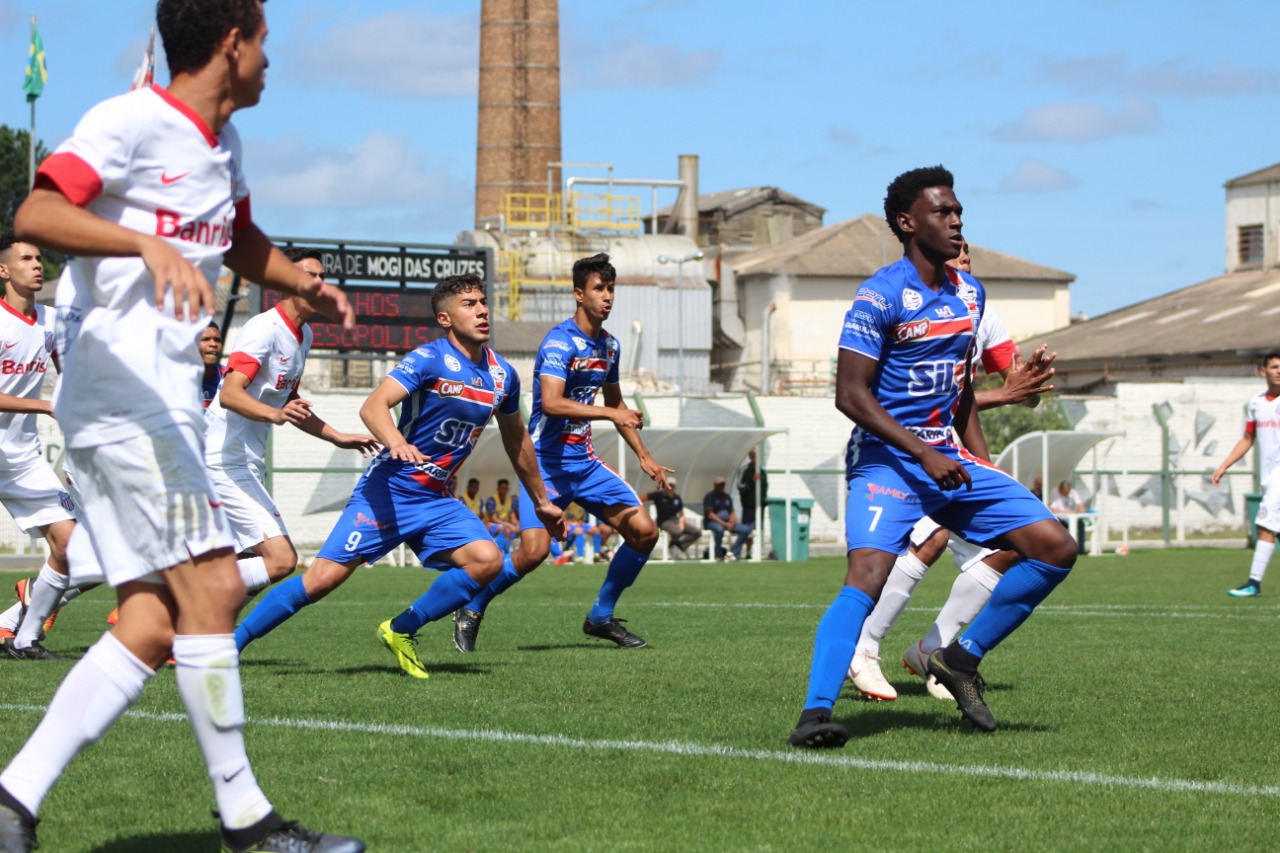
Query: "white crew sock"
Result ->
[[0, 601, 21, 633], [0, 633, 153, 816], [172, 634, 273, 830], [236, 557, 272, 593], [855, 551, 930, 656], [14, 563, 70, 649], [921, 560, 1004, 653], [1250, 540, 1274, 584]]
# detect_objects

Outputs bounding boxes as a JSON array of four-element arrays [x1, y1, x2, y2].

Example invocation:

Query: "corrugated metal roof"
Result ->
[[1225, 162, 1280, 189], [729, 214, 1075, 282], [656, 186, 826, 218], [1029, 267, 1280, 360]]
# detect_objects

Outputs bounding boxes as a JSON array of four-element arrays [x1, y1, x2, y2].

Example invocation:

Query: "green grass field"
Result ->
[[2, 549, 1279, 852]]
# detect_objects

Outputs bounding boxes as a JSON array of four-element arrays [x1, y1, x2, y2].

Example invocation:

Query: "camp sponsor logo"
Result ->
[[866, 483, 920, 504], [444, 354, 461, 371], [894, 318, 931, 343], [854, 288, 890, 311], [437, 380, 465, 396]]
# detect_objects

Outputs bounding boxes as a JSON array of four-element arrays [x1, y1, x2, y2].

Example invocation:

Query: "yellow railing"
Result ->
[[567, 192, 641, 231], [495, 249, 525, 320], [500, 193, 564, 229]]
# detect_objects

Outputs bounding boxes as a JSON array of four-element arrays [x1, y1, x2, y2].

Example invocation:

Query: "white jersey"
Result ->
[[0, 302, 57, 469], [40, 86, 251, 448], [1245, 391, 1280, 475], [205, 305, 312, 473], [973, 303, 1015, 376]]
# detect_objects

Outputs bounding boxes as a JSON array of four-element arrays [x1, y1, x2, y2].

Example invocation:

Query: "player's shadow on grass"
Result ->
[[516, 642, 630, 652], [91, 830, 214, 852]]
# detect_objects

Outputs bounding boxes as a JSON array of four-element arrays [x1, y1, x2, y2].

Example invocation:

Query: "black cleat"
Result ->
[[927, 649, 996, 732], [2, 639, 64, 661], [788, 708, 848, 749], [582, 616, 647, 648], [0, 797, 38, 853], [221, 815, 365, 853], [452, 608, 483, 653]]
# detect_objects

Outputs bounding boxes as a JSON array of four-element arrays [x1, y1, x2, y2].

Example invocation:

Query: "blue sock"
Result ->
[[235, 576, 312, 651], [464, 554, 524, 615], [587, 544, 648, 623], [803, 586, 875, 711], [494, 531, 509, 554], [549, 540, 563, 558], [389, 568, 483, 635], [957, 558, 1071, 659], [593, 533, 603, 552]]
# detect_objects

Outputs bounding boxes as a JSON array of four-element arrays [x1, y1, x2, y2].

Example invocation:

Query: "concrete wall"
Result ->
[[1225, 180, 1279, 272]]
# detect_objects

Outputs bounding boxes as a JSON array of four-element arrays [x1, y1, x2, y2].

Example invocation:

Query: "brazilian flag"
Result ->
[[23, 22, 47, 103]]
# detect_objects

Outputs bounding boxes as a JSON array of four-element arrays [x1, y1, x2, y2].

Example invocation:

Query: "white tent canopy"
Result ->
[[995, 430, 1121, 494], [457, 426, 787, 505]]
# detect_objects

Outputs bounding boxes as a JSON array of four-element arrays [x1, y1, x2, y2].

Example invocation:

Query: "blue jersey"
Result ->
[[371, 338, 520, 493], [838, 258, 985, 474], [528, 318, 621, 465]]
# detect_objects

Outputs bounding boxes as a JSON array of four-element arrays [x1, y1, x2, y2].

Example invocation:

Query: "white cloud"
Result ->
[[828, 126, 860, 148], [994, 97, 1158, 143], [1041, 53, 1280, 98], [997, 159, 1077, 194], [573, 38, 719, 89], [245, 131, 470, 215], [281, 9, 478, 98]]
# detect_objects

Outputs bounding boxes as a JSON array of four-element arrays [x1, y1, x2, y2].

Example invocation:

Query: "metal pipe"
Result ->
[[761, 302, 777, 394]]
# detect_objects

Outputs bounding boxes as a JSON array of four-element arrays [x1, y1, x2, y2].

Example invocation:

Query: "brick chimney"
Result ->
[[475, 0, 562, 226]]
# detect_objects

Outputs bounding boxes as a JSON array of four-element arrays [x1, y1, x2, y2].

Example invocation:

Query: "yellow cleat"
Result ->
[[376, 619, 429, 679]]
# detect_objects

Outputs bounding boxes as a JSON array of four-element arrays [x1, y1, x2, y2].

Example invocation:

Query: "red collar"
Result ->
[[0, 299, 37, 326], [150, 86, 219, 147], [274, 304, 305, 343]]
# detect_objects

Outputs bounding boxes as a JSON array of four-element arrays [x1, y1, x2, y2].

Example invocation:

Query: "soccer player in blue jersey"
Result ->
[[234, 274, 565, 678], [452, 253, 672, 652], [788, 166, 1077, 746]]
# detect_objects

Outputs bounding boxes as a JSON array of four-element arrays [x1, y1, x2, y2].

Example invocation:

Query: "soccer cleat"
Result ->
[[14, 578, 61, 639], [847, 650, 897, 701], [1228, 580, 1261, 598], [221, 819, 365, 853], [3, 639, 64, 661], [376, 620, 429, 679], [553, 553, 572, 565], [926, 649, 996, 732], [582, 616, 647, 648], [0, 629, 12, 642], [452, 608, 482, 653], [787, 708, 849, 749], [0, 802, 38, 853], [106, 607, 120, 625], [902, 641, 954, 701]]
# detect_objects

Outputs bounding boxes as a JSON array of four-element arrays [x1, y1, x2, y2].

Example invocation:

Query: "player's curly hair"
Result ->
[[432, 274, 484, 314], [572, 253, 616, 290], [157, 0, 266, 77], [282, 246, 323, 264], [884, 165, 954, 244]]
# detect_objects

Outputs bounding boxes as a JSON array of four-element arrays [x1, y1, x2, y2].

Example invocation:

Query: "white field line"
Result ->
[[1, 703, 1276, 800]]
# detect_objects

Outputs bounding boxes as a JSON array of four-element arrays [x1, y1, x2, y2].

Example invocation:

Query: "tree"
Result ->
[[977, 372, 1073, 458], [0, 124, 49, 234]]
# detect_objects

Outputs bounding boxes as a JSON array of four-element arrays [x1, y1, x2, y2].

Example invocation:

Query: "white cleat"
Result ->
[[847, 650, 897, 701], [903, 640, 954, 701]]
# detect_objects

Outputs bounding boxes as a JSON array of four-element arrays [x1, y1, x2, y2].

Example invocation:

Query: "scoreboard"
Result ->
[[254, 242, 491, 354]]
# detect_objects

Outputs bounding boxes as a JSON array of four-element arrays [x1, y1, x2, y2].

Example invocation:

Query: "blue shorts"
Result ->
[[317, 468, 492, 566], [517, 458, 639, 532], [844, 445, 1052, 554]]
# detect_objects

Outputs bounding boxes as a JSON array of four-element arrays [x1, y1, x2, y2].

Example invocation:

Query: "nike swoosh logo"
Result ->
[[2, 343, 15, 350], [160, 171, 191, 185], [221, 766, 245, 784]]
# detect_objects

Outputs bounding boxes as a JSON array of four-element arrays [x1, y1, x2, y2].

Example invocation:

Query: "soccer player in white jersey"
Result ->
[[0, 234, 98, 661], [0, 3, 364, 852], [206, 246, 377, 596], [1212, 351, 1280, 598]]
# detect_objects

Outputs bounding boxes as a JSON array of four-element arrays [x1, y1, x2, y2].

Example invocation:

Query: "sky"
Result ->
[[1, 0, 1278, 319]]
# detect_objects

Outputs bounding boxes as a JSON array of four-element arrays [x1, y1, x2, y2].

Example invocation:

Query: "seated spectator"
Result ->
[[703, 475, 753, 561], [647, 477, 702, 561], [1049, 480, 1085, 515]]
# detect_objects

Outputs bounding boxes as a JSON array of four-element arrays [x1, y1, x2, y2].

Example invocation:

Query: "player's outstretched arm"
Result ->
[[836, 349, 970, 491], [16, 187, 213, 321], [0, 392, 53, 417], [224, 225, 354, 332], [539, 375, 643, 428], [602, 383, 673, 488], [359, 377, 425, 465], [495, 409, 566, 539], [1211, 433, 1256, 485], [292, 409, 380, 454], [976, 345, 1056, 411], [953, 380, 990, 463]]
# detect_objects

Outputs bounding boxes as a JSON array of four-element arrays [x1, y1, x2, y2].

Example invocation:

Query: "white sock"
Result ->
[[173, 634, 273, 830], [0, 601, 20, 633], [1250, 540, 1274, 583], [0, 633, 153, 816], [922, 561, 1003, 653], [856, 551, 930, 656], [15, 564, 70, 649], [236, 557, 272, 593]]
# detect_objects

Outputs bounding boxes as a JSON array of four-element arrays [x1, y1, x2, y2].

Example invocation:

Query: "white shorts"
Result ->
[[68, 423, 233, 587], [209, 466, 288, 552], [0, 457, 76, 534], [908, 515, 997, 572], [1257, 470, 1280, 534]]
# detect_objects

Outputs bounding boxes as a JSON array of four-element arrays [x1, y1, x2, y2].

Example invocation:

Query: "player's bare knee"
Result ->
[[303, 559, 351, 600], [626, 523, 659, 553], [264, 543, 299, 582], [518, 538, 550, 568]]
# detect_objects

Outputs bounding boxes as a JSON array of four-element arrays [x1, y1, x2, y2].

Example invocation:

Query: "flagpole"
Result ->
[[27, 15, 36, 188]]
